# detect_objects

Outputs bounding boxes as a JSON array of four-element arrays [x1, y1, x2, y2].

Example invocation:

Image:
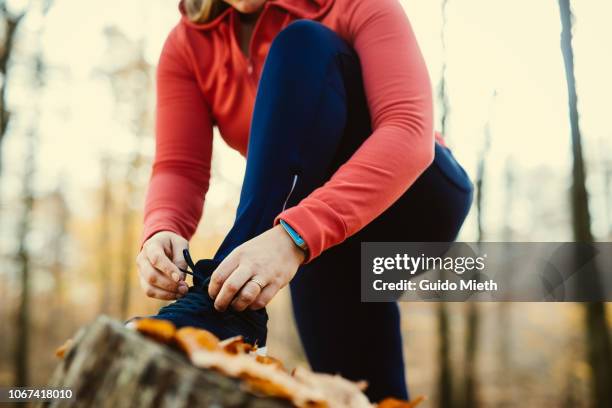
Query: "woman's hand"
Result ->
[[208, 225, 305, 312], [136, 231, 190, 300]]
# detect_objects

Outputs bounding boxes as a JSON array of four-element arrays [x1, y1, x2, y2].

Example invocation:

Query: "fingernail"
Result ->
[[172, 272, 180, 282], [178, 285, 188, 295]]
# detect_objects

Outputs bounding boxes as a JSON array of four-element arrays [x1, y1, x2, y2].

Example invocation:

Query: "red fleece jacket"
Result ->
[[142, 0, 439, 260]]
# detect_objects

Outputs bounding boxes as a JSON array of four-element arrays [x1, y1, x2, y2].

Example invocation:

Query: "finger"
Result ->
[[139, 276, 180, 301], [249, 284, 279, 310], [214, 265, 253, 312], [209, 252, 240, 299], [231, 280, 262, 312], [145, 241, 182, 282], [139, 259, 185, 294]]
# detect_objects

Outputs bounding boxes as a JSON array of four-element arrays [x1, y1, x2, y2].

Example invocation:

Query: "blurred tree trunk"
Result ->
[[436, 1, 454, 406], [460, 101, 492, 408], [462, 304, 478, 408], [0, 7, 24, 361], [14, 51, 45, 387], [49, 185, 69, 313], [496, 161, 514, 405], [558, 1, 612, 407], [118, 155, 138, 319], [437, 304, 454, 408], [0, 3, 24, 177], [461, 155, 486, 407], [14, 128, 35, 387], [98, 156, 113, 314], [11, 0, 53, 387]]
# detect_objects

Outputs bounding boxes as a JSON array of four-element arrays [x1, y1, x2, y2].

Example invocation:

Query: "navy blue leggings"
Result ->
[[214, 21, 473, 402]]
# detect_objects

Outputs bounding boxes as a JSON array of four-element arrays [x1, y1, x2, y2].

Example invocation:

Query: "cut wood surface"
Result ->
[[39, 315, 291, 408]]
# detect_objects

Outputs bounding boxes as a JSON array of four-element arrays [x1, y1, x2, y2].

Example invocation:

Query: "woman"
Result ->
[[135, 0, 473, 401]]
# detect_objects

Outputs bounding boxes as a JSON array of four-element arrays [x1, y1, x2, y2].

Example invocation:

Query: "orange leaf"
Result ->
[[55, 338, 73, 358], [219, 335, 254, 354], [242, 374, 294, 400], [255, 354, 285, 371], [175, 326, 220, 357], [131, 318, 176, 344], [191, 351, 329, 407]]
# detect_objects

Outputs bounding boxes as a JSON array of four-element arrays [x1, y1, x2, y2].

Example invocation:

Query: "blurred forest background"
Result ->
[[0, 0, 611, 406]]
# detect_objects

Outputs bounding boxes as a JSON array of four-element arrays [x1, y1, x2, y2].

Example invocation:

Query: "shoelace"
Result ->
[[155, 248, 268, 345], [178, 248, 196, 277], [178, 248, 213, 289], [126, 249, 267, 345]]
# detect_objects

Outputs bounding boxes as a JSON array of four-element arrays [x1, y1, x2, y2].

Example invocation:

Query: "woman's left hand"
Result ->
[[208, 225, 305, 312]]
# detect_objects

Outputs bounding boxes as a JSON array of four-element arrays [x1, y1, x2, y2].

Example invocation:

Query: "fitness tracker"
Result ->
[[279, 219, 308, 253]]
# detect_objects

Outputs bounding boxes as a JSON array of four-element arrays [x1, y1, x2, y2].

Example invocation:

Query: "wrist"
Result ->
[[274, 224, 306, 264]]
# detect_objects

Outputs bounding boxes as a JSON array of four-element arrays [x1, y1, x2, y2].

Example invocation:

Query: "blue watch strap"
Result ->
[[279, 219, 308, 251]]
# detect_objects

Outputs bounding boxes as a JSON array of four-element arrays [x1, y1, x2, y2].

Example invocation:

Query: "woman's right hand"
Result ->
[[136, 231, 190, 300]]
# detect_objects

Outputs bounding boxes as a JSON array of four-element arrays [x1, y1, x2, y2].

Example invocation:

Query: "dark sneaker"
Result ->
[[134, 250, 268, 347]]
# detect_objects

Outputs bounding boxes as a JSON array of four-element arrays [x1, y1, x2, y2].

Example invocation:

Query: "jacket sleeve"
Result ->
[[141, 26, 213, 247], [275, 0, 435, 261]]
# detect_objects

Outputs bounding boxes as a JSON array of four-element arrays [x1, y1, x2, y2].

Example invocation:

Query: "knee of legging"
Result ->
[[268, 19, 348, 66]]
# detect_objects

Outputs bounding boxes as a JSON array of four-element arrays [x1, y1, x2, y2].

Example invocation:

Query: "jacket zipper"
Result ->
[[248, 4, 270, 86], [282, 174, 299, 211]]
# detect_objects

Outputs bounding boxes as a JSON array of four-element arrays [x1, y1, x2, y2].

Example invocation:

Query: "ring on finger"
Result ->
[[249, 277, 266, 290]]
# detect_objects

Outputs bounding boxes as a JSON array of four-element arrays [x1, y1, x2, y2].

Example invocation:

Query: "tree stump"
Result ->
[[40, 315, 292, 408]]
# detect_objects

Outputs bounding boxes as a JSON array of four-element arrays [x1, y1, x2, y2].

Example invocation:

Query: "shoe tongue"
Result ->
[[192, 259, 222, 288]]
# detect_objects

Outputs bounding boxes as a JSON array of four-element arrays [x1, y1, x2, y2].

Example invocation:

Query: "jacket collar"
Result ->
[[178, 0, 334, 30]]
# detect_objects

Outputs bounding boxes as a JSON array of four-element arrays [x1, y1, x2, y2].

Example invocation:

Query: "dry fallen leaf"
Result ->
[[55, 339, 73, 359], [255, 354, 285, 371], [175, 326, 220, 357], [192, 350, 328, 407], [292, 367, 372, 408], [218, 335, 254, 354], [242, 374, 295, 400], [130, 318, 176, 344], [244, 374, 330, 407], [123, 318, 426, 408]]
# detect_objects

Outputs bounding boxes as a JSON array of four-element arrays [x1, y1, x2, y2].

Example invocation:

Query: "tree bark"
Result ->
[[40, 316, 292, 408]]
